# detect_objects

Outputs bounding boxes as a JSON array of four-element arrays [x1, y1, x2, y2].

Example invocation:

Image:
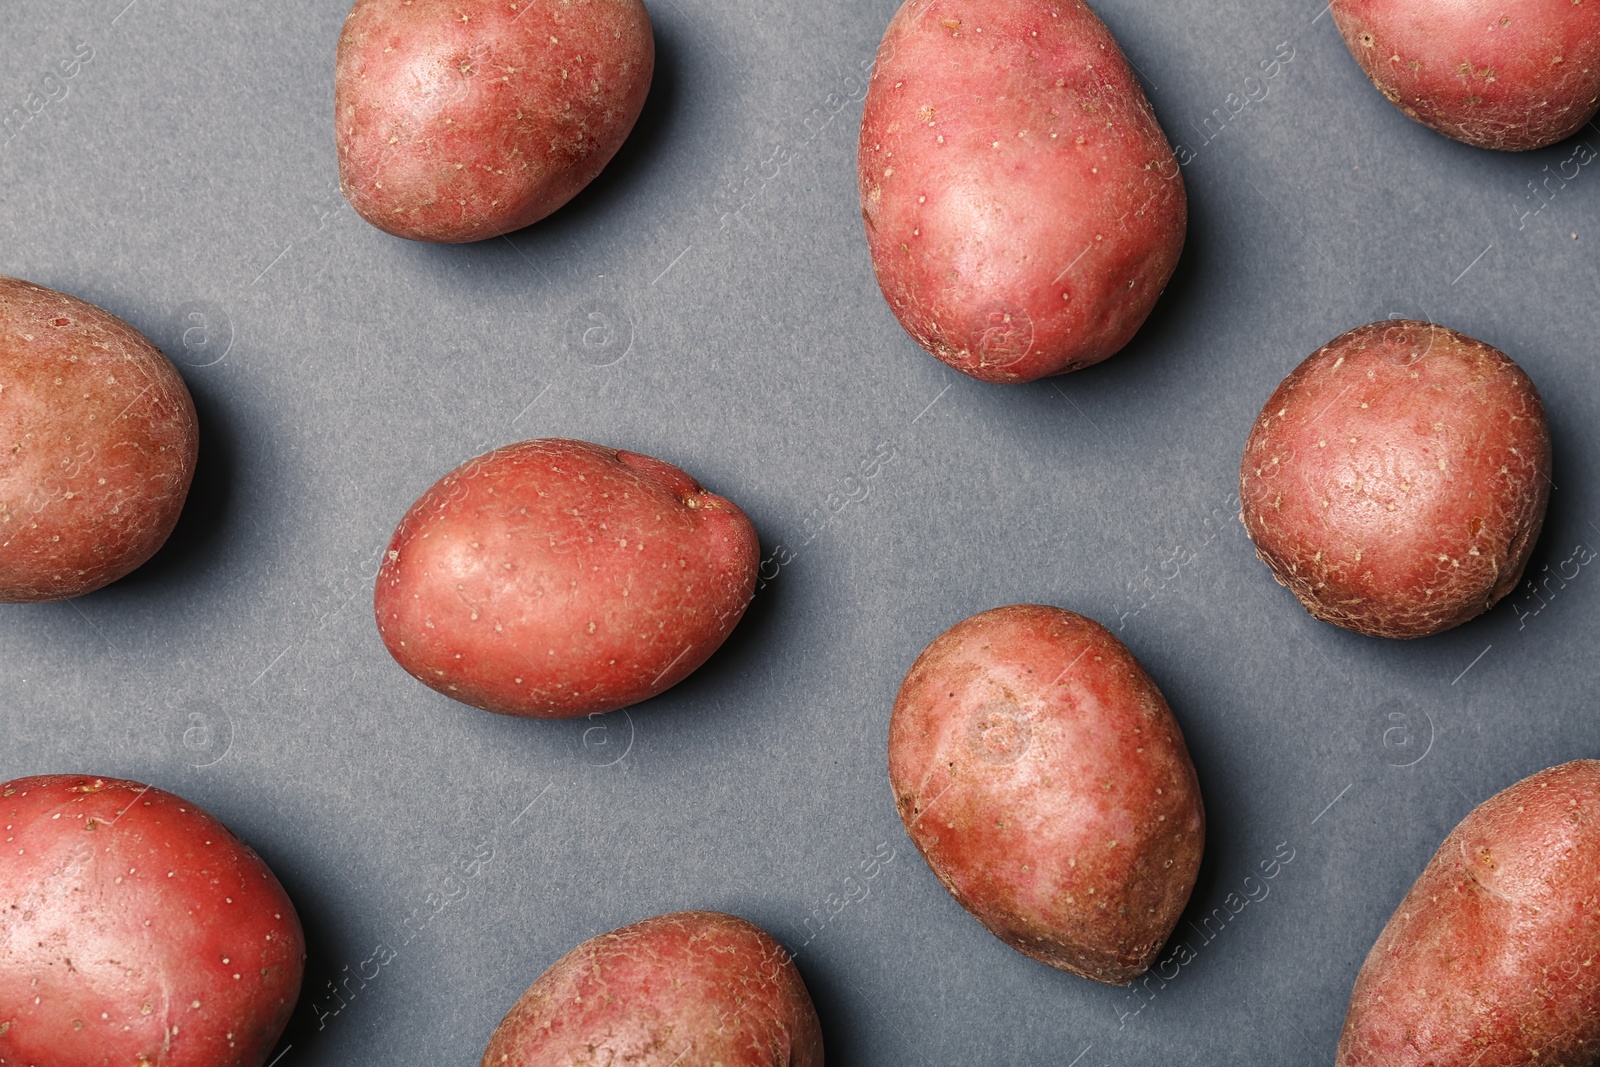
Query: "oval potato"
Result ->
[[0, 277, 198, 601], [889, 605, 1204, 983], [1337, 760, 1600, 1065], [1240, 320, 1550, 639], [480, 911, 823, 1067], [375, 438, 759, 718], [859, 0, 1186, 383]]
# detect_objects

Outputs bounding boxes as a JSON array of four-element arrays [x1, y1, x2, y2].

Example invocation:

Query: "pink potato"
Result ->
[[1332, 0, 1600, 150], [1240, 320, 1550, 639], [0, 277, 198, 601], [1336, 760, 1600, 1065], [335, 0, 655, 243], [374, 438, 759, 719], [0, 775, 305, 1067], [480, 911, 823, 1067], [858, 0, 1186, 383], [888, 605, 1205, 984]]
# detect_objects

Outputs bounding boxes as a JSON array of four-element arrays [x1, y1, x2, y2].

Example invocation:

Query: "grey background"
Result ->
[[1, 0, 1597, 1062]]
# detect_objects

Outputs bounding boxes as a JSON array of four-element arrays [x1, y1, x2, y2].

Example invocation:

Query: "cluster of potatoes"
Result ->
[[1, 0, 1596, 1064]]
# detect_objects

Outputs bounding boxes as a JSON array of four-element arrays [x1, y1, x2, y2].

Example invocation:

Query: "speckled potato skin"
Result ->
[[858, 0, 1186, 384], [480, 911, 824, 1067], [0, 775, 305, 1067], [0, 277, 198, 602], [888, 605, 1205, 984], [335, 0, 654, 243], [1240, 321, 1550, 640], [1336, 761, 1600, 1066], [375, 439, 758, 718], [1331, 0, 1600, 151]]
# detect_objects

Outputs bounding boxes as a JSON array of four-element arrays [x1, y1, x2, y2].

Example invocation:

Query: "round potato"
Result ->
[[0, 775, 305, 1067], [335, 0, 655, 243], [1332, 0, 1600, 151], [858, 0, 1186, 383], [888, 605, 1205, 984], [1336, 760, 1600, 1065], [480, 910, 823, 1067], [1240, 320, 1550, 639], [0, 277, 198, 601], [375, 438, 759, 718]]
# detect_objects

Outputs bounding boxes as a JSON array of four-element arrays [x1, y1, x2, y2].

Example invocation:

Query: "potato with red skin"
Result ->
[[1336, 760, 1600, 1066], [888, 605, 1205, 984], [0, 277, 198, 601], [0, 775, 305, 1067], [1332, 0, 1600, 151], [481, 911, 823, 1067], [858, 0, 1186, 384], [375, 438, 758, 718], [1240, 321, 1550, 639], [335, 0, 654, 243]]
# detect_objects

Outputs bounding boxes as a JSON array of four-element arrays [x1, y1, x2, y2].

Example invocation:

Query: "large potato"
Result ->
[[1332, 0, 1600, 150], [1336, 760, 1600, 1065], [335, 0, 655, 243], [480, 910, 823, 1067], [1240, 320, 1550, 639], [375, 438, 758, 718], [0, 277, 198, 601], [888, 605, 1204, 984], [0, 775, 304, 1067], [858, 0, 1186, 384]]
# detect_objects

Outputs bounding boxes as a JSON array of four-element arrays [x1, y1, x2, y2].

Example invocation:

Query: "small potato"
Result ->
[[1332, 0, 1600, 151], [1336, 760, 1600, 1065], [888, 605, 1204, 984], [0, 775, 305, 1067], [335, 0, 655, 242], [374, 438, 758, 718], [0, 277, 198, 601], [858, 0, 1186, 383], [480, 911, 823, 1067], [1240, 321, 1550, 639]]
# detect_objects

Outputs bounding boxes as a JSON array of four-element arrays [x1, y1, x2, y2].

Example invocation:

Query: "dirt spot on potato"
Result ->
[[966, 700, 1032, 765]]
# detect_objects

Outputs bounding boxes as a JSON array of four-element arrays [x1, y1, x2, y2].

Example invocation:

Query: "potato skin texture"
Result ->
[[335, 0, 654, 243], [375, 439, 758, 718], [1332, 0, 1600, 151], [0, 775, 305, 1067], [1336, 760, 1600, 1066], [0, 277, 198, 602], [1240, 321, 1550, 640], [480, 911, 823, 1067], [858, 0, 1186, 384], [888, 605, 1205, 984]]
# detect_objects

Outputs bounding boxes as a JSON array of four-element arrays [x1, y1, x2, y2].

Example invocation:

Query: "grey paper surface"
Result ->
[[2, 0, 1598, 1063]]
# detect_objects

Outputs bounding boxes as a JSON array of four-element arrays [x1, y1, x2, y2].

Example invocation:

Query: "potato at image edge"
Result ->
[[1336, 760, 1600, 1065], [889, 605, 1205, 984], [374, 438, 759, 719], [335, 0, 655, 243], [0, 775, 305, 1067], [481, 911, 823, 1067], [1331, 0, 1600, 151], [859, 0, 1186, 383], [0, 276, 198, 601], [1239, 321, 1550, 639]]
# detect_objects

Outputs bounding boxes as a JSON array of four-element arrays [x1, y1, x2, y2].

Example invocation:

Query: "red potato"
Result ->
[[1336, 760, 1600, 1065], [858, 0, 1186, 384], [1332, 0, 1600, 151], [1240, 321, 1550, 639], [375, 438, 758, 719], [888, 605, 1204, 984], [335, 0, 655, 243], [480, 911, 823, 1067], [0, 775, 304, 1067], [0, 277, 198, 601]]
